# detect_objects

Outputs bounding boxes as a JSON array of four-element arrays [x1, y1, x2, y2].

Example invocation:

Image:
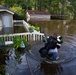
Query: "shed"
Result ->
[[26, 10, 51, 22], [0, 5, 14, 34]]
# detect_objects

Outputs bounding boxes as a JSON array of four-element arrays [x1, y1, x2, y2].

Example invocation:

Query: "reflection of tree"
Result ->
[[0, 47, 7, 75], [13, 49, 24, 64], [40, 61, 63, 75]]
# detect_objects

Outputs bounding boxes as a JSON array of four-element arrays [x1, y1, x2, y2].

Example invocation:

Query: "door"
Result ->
[[3, 16, 10, 27], [3, 16, 11, 34]]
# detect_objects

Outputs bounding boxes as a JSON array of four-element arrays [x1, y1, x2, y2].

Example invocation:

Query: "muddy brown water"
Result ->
[[0, 20, 76, 75]]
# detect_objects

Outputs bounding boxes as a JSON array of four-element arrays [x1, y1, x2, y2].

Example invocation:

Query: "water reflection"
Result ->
[[0, 20, 76, 75], [40, 61, 63, 75], [31, 20, 76, 36], [5, 48, 30, 75], [0, 47, 7, 75]]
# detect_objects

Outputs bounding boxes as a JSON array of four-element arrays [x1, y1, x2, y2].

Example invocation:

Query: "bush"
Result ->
[[10, 6, 25, 19], [35, 26, 40, 31], [28, 25, 40, 32], [28, 25, 35, 29], [13, 36, 27, 49]]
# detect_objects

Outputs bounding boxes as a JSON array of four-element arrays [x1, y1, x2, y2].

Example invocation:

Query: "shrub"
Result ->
[[28, 25, 35, 30], [28, 25, 40, 32], [35, 26, 40, 31], [10, 6, 25, 19], [13, 36, 27, 49]]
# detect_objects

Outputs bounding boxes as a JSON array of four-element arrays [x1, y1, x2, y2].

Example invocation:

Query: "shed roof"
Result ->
[[0, 5, 14, 14], [26, 10, 50, 15]]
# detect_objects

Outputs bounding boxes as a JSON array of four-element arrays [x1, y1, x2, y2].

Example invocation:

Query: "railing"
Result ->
[[0, 32, 44, 42], [13, 20, 30, 32]]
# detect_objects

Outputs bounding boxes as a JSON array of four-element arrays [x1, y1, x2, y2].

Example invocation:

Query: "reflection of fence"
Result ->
[[0, 32, 44, 41]]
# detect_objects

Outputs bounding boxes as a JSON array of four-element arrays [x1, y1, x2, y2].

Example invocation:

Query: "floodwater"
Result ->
[[0, 20, 76, 75]]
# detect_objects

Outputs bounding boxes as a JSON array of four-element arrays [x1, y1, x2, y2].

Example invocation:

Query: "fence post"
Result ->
[[33, 33, 35, 41]]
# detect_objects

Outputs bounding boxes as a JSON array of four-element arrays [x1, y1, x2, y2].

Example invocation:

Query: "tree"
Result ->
[[10, 6, 25, 19], [1, 0, 76, 19]]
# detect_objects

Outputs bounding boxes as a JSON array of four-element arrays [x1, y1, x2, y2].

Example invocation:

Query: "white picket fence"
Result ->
[[0, 32, 44, 42]]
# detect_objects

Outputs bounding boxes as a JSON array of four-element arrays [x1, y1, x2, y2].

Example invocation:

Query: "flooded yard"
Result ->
[[0, 20, 76, 75], [3, 39, 76, 75]]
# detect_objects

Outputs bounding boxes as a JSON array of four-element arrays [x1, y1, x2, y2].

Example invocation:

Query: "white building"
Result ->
[[0, 5, 14, 34], [26, 10, 51, 22]]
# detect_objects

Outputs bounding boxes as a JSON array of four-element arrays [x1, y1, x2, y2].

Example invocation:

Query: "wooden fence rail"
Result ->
[[0, 32, 44, 42]]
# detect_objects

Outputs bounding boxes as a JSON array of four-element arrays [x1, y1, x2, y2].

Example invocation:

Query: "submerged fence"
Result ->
[[0, 32, 44, 42]]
